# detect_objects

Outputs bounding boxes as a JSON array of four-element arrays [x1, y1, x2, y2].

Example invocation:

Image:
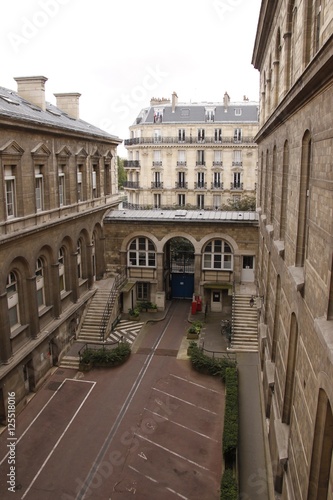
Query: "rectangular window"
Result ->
[[137, 282, 149, 300], [197, 172, 205, 187], [214, 151, 223, 166], [153, 193, 161, 208], [197, 194, 204, 209], [214, 129, 222, 142], [234, 128, 242, 143], [77, 169, 83, 202], [197, 150, 205, 166], [5, 177, 16, 218], [235, 108, 242, 116], [59, 174, 65, 206], [213, 195, 221, 209], [35, 175, 43, 211], [198, 129, 205, 142], [154, 129, 161, 143], [178, 194, 185, 206], [92, 169, 97, 197], [178, 129, 185, 142]]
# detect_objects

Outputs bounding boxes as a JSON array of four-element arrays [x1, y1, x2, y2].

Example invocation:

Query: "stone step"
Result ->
[[59, 356, 80, 370]]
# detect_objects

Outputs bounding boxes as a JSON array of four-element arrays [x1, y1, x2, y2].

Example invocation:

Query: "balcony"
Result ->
[[123, 181, 140, 189], [194, 182, 207, 190], [177, 161, 187, 167], [152, 161, 163, 167], [212, 161, 223, 167], [124, 160, 141, 169], [175, 182, 188, 189], [151, 181, 164, 189], [196, 161, 206, 167], [232, 161, 243, 167], [124, 136, 255, 146], [211, 182, 224, 190], [230, 182, 243, 191]]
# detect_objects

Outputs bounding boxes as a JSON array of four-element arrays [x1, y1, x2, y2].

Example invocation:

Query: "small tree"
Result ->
[[117, 156, 127, 189], [221, 195, 256, 211]]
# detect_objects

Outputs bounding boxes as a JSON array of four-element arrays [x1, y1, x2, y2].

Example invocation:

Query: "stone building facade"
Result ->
[[0, 76, 122, 421], [252, 1, 333, 498], [123, 93, 259, 210], [104, 210, 258, 314]]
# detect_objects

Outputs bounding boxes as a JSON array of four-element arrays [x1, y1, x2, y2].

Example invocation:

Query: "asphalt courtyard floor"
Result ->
[[0, 301, 226, 500]]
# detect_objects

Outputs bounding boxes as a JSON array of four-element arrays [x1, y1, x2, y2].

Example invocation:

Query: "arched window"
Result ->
[[77, 240, 82, 279], [203, 239, 233, 270], [6, 271, 20, 329], [35, 258, 45, 308], [58, 247, 66, 292], [128, 238, 156, 267]]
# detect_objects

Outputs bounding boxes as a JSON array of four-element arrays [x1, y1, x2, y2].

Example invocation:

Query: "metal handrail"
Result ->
[[78, 341, 120, 361], [99, 270, 127, 341]]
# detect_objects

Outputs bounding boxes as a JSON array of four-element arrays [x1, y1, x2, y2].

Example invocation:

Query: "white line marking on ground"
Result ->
[[22, 380, 96, 499], [128, 465, 158, 483], [152, 387, 218, 415], [170, 374, 220, 393], [166, 487, 189, 499], [134, 433, 210, 471], [0, 379, 95, 466], [144, 408, 218, 442]]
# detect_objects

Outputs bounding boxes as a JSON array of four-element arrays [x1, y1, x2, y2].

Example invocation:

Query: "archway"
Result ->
[[166, 237, 195, 299]]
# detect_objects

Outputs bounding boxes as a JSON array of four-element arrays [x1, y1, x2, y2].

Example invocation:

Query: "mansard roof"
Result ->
[[133, 100, 259, 126], [0, 86, 121, 143]]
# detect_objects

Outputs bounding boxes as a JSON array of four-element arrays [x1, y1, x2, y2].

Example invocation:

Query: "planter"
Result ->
[[128, 314, 141, 321], [187, 332, 199, 340], [147, 308, 157, 313], [79, 361, 93, 372]]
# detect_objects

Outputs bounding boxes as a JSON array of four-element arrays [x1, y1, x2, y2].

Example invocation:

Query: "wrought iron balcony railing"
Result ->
[[194, 182, 207, 189], [123, 160, 141, 169], [211, 182, 224, 189], [175, 182, 188, 189], [124, 136, 255, 146], [230, 182, 243, 190], [151, 181, 164, 189], [123, 181, 140, 189]]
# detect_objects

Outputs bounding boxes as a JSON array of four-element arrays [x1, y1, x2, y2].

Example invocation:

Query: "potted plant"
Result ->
[[186, 320, 202, 339], [128, 307, 140, 320]]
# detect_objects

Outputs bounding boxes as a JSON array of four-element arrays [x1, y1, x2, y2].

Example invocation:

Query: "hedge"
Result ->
[[187, 341, 236, 381], [220, 468, 238, 500], [81, 342, 131, 367], [223, 367, 239, 461]]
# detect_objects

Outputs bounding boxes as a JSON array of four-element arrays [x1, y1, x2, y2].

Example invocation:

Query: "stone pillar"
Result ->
[[51, 263, 61, 318], [95, 236, 106, 280], [86, 244, 94, 289], [26, 275, 39, 338], [194, 253, 201, 294], [156, 252, 164, 291], [0, 291, 12, 363], [71, 251, 79, 303]]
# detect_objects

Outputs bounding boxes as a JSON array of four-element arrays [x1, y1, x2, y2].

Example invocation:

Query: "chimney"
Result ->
[[223, 91, 230, 110], [54, 93, 81, 119], [172, 91, 178, 113], [14, 76, 48, 111]]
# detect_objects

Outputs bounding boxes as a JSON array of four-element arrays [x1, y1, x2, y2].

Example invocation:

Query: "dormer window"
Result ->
[[205, 108, 215, 122], [153, 108, 163, 123], [235, 108, 242, 116]]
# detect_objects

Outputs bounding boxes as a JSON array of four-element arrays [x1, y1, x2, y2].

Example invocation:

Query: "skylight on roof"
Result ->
[[0, 94, 20, 105]]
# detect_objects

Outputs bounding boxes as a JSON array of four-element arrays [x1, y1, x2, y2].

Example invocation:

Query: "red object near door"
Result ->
[[197, 297, 202, 312], [191, 301, 197, 314]]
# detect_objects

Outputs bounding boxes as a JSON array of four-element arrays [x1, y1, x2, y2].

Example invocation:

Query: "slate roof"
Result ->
[[105, 209, 259, 223], [134, 101, 259, 125], [0, 86, 121, 142]]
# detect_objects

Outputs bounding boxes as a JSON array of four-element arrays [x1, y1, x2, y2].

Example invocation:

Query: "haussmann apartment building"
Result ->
[[123, 92, 259, 210]]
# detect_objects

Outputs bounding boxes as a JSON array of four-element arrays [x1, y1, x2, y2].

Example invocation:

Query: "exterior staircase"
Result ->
[[230, 294, 259, 352], [77, 288, 112, 343], [59, 355, 80, 370]]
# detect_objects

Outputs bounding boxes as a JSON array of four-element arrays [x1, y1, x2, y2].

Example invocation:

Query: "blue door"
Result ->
[[171, 273, 194, 299]]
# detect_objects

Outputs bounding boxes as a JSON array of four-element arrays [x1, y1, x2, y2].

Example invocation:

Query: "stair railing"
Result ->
[[99, 270, 127, 341]]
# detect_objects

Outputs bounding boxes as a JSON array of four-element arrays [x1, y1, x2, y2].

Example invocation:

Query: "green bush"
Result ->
[[188, 342, 236, 381], [220, 468, 238, 499], [81, 342, 131, 367], [223, 367, 239, 460]]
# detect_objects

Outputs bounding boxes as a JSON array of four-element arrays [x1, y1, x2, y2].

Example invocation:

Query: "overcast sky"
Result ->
[[2, 0, 262, 156]]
